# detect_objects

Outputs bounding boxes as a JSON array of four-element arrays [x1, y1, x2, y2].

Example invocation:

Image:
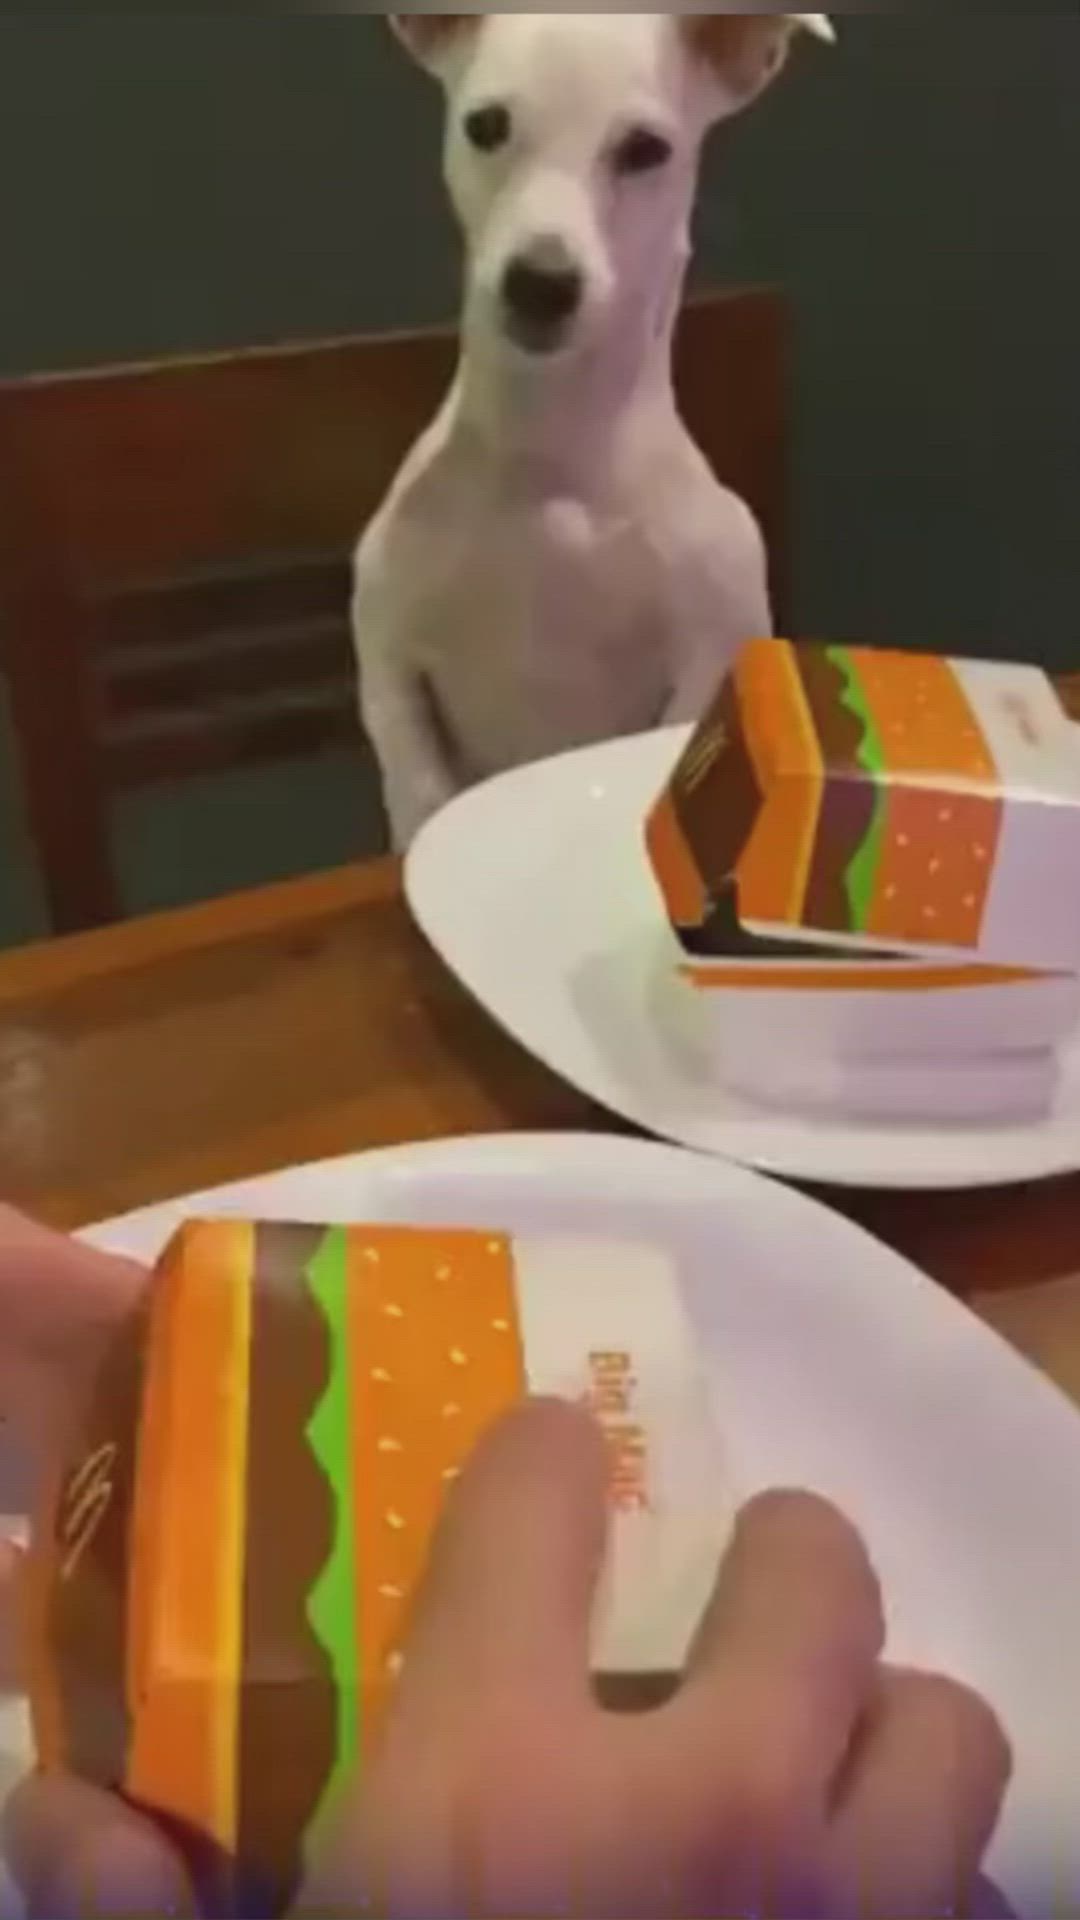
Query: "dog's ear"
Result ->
[[389, 15, 476, 77], [685, 13, 833, 116]]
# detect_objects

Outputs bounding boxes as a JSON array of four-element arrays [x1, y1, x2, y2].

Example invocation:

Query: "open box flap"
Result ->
[[648, 640, 1080, 978]]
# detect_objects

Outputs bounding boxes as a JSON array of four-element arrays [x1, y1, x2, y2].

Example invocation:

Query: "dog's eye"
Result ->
[[464, 103, 512, 154], [613, 127, 673, 177]]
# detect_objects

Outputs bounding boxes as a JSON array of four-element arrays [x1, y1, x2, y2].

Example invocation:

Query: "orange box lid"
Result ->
[[647, 639, 1080, 975]]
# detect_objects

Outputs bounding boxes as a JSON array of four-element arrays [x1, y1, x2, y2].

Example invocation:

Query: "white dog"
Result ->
[[354, 11, 831, 851]]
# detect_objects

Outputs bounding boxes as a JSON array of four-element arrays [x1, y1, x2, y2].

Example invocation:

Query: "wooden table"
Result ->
[[2, 857, 1080, 1404]]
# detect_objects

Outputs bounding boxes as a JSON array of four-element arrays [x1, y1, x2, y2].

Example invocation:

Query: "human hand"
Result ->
[[0, 1209, 162, 1911], [0, 1206, 146, 1683], [306, 1401, 1011, 1919], [0, 1205, 145, 1460], [0, 1202, 144, 1659], [8, 1398, 1011, 1920]]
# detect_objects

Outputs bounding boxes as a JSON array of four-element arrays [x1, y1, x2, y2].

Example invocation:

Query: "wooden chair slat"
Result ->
[[0, 291, 789, 931], [104, 695, 363, 790], [97, 556, 350, 658], [100, 617, 353, 721]]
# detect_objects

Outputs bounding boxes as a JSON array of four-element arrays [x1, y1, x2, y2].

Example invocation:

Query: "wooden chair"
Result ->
[[0, 289, 789, 934]]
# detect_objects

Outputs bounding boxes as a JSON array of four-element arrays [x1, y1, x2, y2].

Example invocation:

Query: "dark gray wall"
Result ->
[[0, 13, 1076, 669]]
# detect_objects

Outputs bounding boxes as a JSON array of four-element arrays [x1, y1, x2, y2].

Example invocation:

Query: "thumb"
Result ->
[[403, 1397, 610, 1707], [0, 1207, 146, 1446], [0, 1537, 25, 1692], [0, 1208, 145, 1358], [4, 1774, 195, 1919]]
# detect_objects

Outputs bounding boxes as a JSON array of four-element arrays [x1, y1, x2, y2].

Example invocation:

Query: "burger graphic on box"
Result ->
[[28, 1220, 728, 1915], [646, 639, 1080, 1121]]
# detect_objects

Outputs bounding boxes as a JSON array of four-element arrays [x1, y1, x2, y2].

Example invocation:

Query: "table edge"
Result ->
[[0, 858, 402, 1008]]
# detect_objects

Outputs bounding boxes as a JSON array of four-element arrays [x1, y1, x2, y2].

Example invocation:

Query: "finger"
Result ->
[[0, 1208, 145, 1428], [827, 1667, 1012, 1919], [402, 1398, 609, 1706], [304, 1403, 611, 1920], [0, 1209, 146, 1445], [0, 1537, 25, 1692], [0, 1208, 145, 1360], [5, 1773, 195, 1919], [666, 1493, 885, 1803], [970, 1878, 1018, 1919]]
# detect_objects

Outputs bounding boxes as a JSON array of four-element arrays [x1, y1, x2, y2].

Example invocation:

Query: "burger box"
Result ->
[[27, 1221, 731, 1915], [647, 640, 1080, 1120]]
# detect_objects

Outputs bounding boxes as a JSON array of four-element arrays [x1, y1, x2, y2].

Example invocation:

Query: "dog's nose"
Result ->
[[502, 254, 584, 338]]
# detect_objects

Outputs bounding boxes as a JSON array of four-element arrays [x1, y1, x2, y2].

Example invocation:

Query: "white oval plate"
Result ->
[[2, 1134, 1079, 1911], [406, 728, 1080, 1190]]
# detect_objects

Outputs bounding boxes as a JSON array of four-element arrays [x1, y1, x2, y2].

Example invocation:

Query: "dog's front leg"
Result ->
[[354, 543, 460, 850], [361, 656, 459, 852], [656, 496, 774, 726]]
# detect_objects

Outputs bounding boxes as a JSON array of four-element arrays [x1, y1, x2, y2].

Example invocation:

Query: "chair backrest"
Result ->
[[0, 287, 788, 932]]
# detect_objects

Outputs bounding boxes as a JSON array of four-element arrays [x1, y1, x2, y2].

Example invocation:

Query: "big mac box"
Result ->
[[647, 640, 1080, 1121], [27, 1220, 730, 1915]]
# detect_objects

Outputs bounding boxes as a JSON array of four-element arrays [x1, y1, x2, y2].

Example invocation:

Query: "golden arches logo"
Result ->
[[59, 1442, 118, 1582], [679, 722, 727, 796]]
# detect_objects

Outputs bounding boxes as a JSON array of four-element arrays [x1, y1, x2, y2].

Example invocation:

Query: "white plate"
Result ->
[[406, 728, 1080, 1190], [1, 1133, 1078, 1911]]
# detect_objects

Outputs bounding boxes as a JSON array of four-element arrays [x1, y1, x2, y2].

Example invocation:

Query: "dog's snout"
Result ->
[[502, 246, 584, 345]]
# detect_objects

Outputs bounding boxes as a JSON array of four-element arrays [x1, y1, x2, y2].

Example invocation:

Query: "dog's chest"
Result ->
[[404, 497, 667, 778]]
